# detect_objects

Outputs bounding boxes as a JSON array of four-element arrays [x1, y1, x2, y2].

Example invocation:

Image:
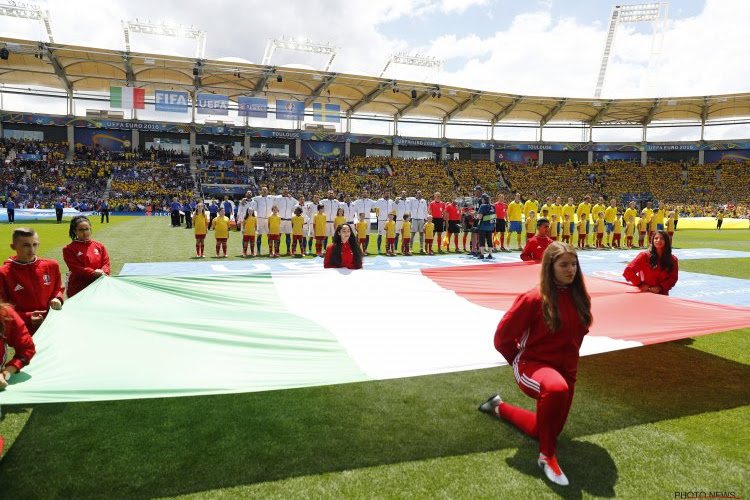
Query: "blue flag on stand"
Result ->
[[313, 103, 340, 123], [276, 100, 305, 120]]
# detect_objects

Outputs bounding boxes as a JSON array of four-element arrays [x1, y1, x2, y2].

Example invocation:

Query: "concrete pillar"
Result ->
[[588, 149, 593, 165], [244, 134, 250, 159], [440, 146, 447, 161], [392, 144, 399, 158], [131, 129, 139, 153], [538, 149, 544, 166], [641, 150, 647, 166], [489, 148, 495, 162], [189, 130, 196, 169], [295, 138, 302, 158], [0, 120, 3, 138], [698, 149, 705, 165], [345, 141, 351, 158], [67, 124, 75, 157]]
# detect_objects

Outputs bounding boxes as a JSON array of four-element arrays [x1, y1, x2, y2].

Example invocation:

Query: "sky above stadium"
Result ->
[[1, 0, 748, 140]]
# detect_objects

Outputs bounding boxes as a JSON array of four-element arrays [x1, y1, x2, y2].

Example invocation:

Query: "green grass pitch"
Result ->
[[0, 216, 748, 499]]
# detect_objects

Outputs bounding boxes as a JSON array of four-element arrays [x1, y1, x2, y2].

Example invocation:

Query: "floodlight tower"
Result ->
[[262, 37, 338, 72], [0, 1, 54, 42], [122, 19, 207, 58], [380, 53, 442, 80], [594, 3, 669, 98]]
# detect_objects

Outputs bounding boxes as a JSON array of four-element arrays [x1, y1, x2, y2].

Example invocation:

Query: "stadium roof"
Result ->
[[1, 36, 750, 126]]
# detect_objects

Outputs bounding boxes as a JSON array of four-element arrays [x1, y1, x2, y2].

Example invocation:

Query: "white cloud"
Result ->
[[439, 0, 490, 14]]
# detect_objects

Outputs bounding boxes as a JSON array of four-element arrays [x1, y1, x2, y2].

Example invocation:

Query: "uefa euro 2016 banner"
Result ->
[[302, 141, 345, 158], [276, 100, 304, 120], [238, 97, 268, 118], [155, 90, 189, 113], [74, 128, 132, 151], [197, 93, 229, 115]]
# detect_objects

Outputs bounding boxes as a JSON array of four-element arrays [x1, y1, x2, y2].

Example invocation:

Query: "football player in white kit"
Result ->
[[407, 190, 428, 253], [352, 189, 376, 250], [275, 187, 297, 255], [252, 186, 275, 255], [320, 190, 340, 248], [374, 191, 395, 254]]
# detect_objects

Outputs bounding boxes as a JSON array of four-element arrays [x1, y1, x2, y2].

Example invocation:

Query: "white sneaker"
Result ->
[[538, 454, 569, 486], [478, 394, 502, 414]]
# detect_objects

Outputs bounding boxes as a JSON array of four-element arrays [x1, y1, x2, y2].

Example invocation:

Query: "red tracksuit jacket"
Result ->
[[0, 305, 35, 372], [495, 287, 589, 381], [323, 243, 362, 269], [623, 251, 679, 295], [0, 257, 64, 334], [62, 239, 111, 298], [520, 235, 552, 262]]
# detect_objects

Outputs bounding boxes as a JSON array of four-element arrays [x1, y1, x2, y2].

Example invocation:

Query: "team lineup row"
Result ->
[[178, 187, 677, 258]]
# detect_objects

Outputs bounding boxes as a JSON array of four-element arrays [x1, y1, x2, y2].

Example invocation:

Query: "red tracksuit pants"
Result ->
[[494, 360, 576, 457]]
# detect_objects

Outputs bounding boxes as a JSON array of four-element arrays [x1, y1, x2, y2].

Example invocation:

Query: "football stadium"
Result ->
[[0, 1, 748, 498]]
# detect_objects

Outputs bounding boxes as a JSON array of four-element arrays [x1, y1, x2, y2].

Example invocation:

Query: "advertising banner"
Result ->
[[704, 150, 750, 162], [276, 100, 304, 120], [155, 90, 189, 113], [302, 141, 345, 158], [238, 97, 268, 118], [74, 128, 132, 151], [197, 94, 229, 115]]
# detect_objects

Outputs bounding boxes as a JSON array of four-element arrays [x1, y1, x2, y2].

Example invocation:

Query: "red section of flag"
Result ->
[[422, 262, 750, 345], [133, 88, 145, 109]]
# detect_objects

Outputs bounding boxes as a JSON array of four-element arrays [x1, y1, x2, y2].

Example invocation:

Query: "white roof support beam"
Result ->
[[589, 99, 616, 125], [492, 97, 522, 122], [350, 79, 395, 114], [540, 99, 567, 127], [304, 73, 337, 107], [445, 92, 482, 121]]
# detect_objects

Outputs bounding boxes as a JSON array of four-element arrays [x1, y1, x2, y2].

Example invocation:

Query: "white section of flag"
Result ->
[[273, 268, 643, 380]]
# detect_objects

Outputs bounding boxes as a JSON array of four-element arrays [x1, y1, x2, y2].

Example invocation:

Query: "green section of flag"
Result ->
[[0, 274, 369, 404], [110, 86, 123, 107]]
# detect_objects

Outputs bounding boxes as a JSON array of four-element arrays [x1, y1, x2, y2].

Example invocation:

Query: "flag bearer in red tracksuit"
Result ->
[[622, 229, 678, 295], [0, 303, 36, 391], [62, 216, 111, 298], [479, 241, 592, 487], [0, 228, 64, 335]]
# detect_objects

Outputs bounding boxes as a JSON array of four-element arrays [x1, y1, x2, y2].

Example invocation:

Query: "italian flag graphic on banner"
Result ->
[[110, 86, 145, 109]]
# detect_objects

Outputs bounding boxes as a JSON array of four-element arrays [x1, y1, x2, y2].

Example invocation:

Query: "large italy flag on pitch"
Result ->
[[3, 262, 750, 405]]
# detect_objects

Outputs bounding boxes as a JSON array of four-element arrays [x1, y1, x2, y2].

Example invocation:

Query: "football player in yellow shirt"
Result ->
[[193, 202, 208, 258], [401, 214, 412, 255], [625, 215, 635, 248], [549, 214, 559, 241], [356, 213, 369, 255], [612, 216, 623, 249], [604, 198, 618, 247], [313, 205, 327, 256], [595, 212, 605, 249], [561, 213, 572, 243], [424, 215, 435, 255], [385, 213, 396, 256], [562, 197, 576, 239], [268, 206, 282, 257], [523, 191, 539, 221], [211, 207, 231, 258], [576, 195, 592, 247], [506, 192, 524, 250], [291, 206, 306, 257], [637, 214, 648, 247]]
